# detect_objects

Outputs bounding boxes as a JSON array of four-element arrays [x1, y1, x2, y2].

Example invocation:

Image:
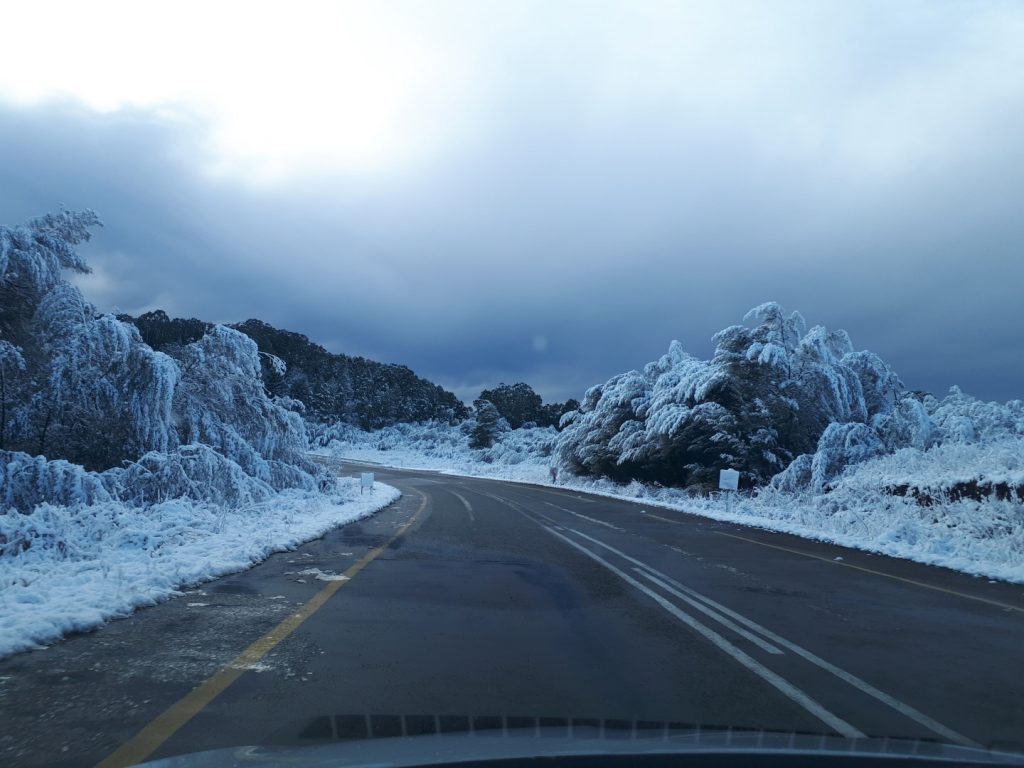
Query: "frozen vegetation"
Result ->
[[122, 313, 469, 429], [313, 305, 1024, 583], [0, 211, 398, 657], [3, 207, 1021, 664], [0, 475, 398, 658]]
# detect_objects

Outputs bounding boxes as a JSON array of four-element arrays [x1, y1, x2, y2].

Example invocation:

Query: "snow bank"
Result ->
[[0, 477, 399, 658], [315, 422, 1024, 584], [0, 211, 404, 659]]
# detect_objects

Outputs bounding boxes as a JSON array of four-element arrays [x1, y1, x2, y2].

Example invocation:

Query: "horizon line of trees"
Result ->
[[12, 211, 1015, 505], [124, 311, 581, 438], [468, 382, 579, 449]]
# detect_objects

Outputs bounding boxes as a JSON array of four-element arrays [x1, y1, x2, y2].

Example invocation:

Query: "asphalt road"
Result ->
[[1, 463, 1023, 767]]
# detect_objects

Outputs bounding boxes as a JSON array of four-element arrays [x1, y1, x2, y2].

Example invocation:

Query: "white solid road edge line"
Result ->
[[563, 525, 979, 749], [541, 524, 865, 739]]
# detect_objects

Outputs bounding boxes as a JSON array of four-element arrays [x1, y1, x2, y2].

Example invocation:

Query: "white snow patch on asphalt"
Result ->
[[296, 568, 348, 582]]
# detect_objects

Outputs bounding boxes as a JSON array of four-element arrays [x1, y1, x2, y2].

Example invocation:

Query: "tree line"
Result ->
[[123, 312, 469, 430]]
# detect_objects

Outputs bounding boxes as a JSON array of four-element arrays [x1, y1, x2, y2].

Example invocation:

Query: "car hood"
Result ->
[[139, 726, 1024, 768]]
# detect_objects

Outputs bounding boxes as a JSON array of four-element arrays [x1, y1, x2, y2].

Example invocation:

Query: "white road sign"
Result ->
[[719, 468, 739, 491], [360, 472, 374, 493]]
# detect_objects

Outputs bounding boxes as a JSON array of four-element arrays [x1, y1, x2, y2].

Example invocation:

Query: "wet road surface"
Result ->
[[1, 463, 1022, 766]]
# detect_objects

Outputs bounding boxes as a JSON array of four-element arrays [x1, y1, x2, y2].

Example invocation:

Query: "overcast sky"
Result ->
[[1, 1, 1022, 403]]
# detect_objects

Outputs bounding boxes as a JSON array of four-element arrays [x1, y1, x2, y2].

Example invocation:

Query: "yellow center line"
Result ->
[[715, 531, 1024, 615], [97, 491, 426, 768]]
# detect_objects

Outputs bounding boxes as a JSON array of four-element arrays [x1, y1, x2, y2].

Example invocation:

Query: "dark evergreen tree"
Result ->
[[478, 382, 543, 429], [540, 398, 580, 430], [477, 383, 578, 429], [469, 399, 506, 449]]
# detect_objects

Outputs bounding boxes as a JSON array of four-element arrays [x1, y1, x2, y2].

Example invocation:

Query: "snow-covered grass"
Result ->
[[0, 478, 399, 659], [315, 422, 1024, 584]]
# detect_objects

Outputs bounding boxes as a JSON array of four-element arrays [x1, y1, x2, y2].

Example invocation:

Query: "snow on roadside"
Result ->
[[0, 477, 399, 659], [315, 432, 1024, 584]]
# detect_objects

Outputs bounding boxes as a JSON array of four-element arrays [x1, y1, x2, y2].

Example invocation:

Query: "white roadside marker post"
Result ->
[[360, 472, 374, 495], [719, 468, 739, 514]]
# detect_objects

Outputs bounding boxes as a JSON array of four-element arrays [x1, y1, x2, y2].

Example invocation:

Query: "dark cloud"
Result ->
[[2, 4, 1023, 405]]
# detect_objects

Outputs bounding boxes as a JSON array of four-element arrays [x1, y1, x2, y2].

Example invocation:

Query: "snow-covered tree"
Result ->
[[557, 368, 650, 480], [926, 386, 1024, 443], [557, 303, 907, 490], [33, 285, 179, 468], [0, 209, 332, 513], [0, 210, 99, 303], [469, 399, 508, 450], [478, 382, 543, 429], [0, 341, 25, 450], [776, 382, 1024, 496], [173, 324, 323, 488]]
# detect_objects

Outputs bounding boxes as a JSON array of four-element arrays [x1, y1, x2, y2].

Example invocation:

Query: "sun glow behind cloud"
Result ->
[[4, 1, 1023, 186], [0, 1, 458, 180]]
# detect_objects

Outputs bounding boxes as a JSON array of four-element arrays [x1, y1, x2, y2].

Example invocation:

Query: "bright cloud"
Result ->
[[0, 1, 461, 178], [2, 1, 1023, 403]]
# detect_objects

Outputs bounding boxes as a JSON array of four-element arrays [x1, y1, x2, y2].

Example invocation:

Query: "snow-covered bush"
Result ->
[[927, 387, 1024, 444], [312, 419, 462, 454], [0, 479, 399, 657], [110, 445, 275, 508], [781, 387, 1024, 497], [807, 422, 886, 492], [554, 302, 1024, 499], [0, 341, 26, 451], [0, 210, 98, 300], [557, 303, 903, 489], [312, 418, 556, 471], [0, 451, 112, 513], [172, 324, 322, 485], [478, 424, 555, 465]]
